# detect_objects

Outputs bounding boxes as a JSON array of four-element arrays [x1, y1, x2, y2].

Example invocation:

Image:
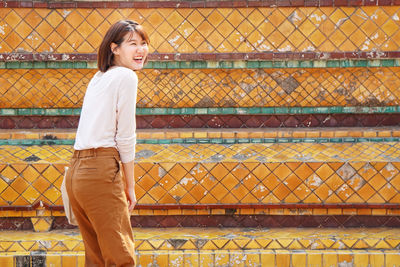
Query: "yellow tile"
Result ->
[[261, 252, 275, 267], [46, 255, 61, 267], [214, 251, 229, 266], [62, 255, 77, 267], [353, 253, 369, 267], [292, 253, 306, 266], [308, 253, 322, 266], [138, 253, 153, 266], [275, 252, 291, 267], [338, 254, 353, 266], [169, 251, 184, 266], [370, 253, 385, 267], [184, 251, 199, 267], [322, 253, 338, 267], [153, 254, 168, 267], [0, 256, 13, 267], [199, 251, 214, 267]]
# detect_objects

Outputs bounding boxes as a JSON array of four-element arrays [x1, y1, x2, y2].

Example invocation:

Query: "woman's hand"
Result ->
[[122, 160, 136, 211], [125, 186, 137, 211]]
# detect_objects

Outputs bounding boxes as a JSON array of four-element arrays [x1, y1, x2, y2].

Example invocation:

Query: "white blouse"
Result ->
[[74, 66, 137, 163]]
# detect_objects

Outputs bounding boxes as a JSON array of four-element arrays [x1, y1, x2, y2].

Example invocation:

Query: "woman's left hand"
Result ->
[[125, 186, 137, 211]]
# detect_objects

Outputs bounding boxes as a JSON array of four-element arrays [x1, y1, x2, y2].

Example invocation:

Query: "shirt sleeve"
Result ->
[[115, 70, 138, 163]]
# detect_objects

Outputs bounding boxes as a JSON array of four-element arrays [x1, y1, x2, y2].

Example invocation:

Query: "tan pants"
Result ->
[[66, 147, 135, 267]]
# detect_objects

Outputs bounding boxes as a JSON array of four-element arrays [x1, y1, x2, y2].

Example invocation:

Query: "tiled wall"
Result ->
[[2, 7, 400, 54], [1, 67, 400, 108]]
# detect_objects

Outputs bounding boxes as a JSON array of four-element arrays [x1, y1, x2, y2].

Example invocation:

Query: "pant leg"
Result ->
[[67, 153, 135, 267], [66, 158, 105, 267]]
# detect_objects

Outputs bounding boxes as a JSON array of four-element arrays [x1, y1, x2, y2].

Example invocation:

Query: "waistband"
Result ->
[[73, 147, 120, 160]]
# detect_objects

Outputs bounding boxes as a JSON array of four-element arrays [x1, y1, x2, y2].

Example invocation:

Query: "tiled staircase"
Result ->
[[1, 0, 400, 266]]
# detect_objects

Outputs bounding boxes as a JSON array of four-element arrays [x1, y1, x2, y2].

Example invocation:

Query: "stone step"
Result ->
[[0, 142, 399, 222], [1, 127, 400, 143], [0, 228, 399, 266]]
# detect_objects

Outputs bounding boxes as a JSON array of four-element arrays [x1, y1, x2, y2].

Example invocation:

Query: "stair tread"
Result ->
[[1, 127, 399, 140], [0, 227, 399, 252], [0, 142, 399, 163]]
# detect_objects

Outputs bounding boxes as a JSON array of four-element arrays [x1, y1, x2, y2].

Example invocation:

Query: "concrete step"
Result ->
[[0, 228, 399, 266]]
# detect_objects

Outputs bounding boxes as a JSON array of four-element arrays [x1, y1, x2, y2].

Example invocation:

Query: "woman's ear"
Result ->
[[110, 42, 119, 55]]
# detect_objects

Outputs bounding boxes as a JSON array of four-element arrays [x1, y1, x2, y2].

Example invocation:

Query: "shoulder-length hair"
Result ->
[[97, 20, 150, 72]]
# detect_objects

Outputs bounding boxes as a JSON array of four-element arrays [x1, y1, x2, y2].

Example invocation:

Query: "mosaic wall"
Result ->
[[1, 67, 400, 108], [0, 143, 399, 210], [1, 7, 400, 54]]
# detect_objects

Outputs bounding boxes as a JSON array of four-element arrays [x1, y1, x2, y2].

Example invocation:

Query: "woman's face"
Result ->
[[112, 31, 149, 71]]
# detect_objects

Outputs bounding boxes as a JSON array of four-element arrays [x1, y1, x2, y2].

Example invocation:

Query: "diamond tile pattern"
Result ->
[[1, 67, 400, 108], [0, 143, 399, 207], [0, 228, 400, 252], [1, 7, 400, 53]]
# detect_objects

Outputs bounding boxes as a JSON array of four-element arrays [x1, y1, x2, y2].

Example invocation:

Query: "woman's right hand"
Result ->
[[125, 186, 137, 211]]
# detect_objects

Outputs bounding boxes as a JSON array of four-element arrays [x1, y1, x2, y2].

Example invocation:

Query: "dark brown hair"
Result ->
[[97, 20, 150, 72]]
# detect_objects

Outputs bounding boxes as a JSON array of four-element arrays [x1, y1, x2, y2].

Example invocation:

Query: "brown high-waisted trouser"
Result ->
[[65, 147, 135, 267]]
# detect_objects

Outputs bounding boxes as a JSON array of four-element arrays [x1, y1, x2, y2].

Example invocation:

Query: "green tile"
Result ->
[[261, 107, 275, 114], [384, 137, 397, 142], [238, 138, 250, 143], [208, 108, 221, 115], [59, 62, 74, 69], [33, 61, 46, 68], [20, 62, 33, 68], [220, 61, 233, 68], [381, 59, 394, 67], [313, 61, 326, 68], [329, 107, 343, 113], [74, 62, 87, 69], [0, 62, 5, 68], [224, 139, 235, 144], [299, 61, 313, 68], [181, 108, 195, 115], [355, 60, 368, 67], [168, 108, 182, 115], [136, 139, 145, 144], [302, 107, 315, 114], [211, 139, 223, 144], [277, 138, 289, 143], [179, 61, 192, 68], [46, 62, 59, 69], [185, 138, 197, 144], [31, 109, 45, 115], [287, 61, 299, 68], [249, 107, 261, 114], [45, 109, 59, 116], [145, 139, 158, 144], [153, 108, 167, 115], [221, 108, 235, 114], [274, 107, 289, 114], [370, 137, 383, 142], [152, 62, 167, 69], [314, 107, 330, 114], [72, 108, 82, 115], [207, 61, 219, 68], [6, 62, 20, 69], [358, 138, 369, 142], [17, 109, 32, 115], [289, 107, 302, 114], [236, 108, 248, 114], [326, 60, 340, 68], [247, 61, 260, 68], [233, 61, 246, 68], [172, 138, 184, 143], [167, 62, 180, 69], [272, 61, 285, 68], [193, 61, 207, 69], [368, 60, 381, 67], [159, 139, 170, 144], [384, 106, 397, 113], [330, 138, 342, 143], [343, 138, 356, 142], [0, 109, 16, 115], [251, 138, 262, 143], [319, 138, 329, 143], [198, 138, 210, 143], [259, 61, 273, 68], [303, 138, 316, 143], [196, 108, 208, 115]]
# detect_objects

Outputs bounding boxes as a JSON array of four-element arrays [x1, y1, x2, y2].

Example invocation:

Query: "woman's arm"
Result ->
[[122, 160, 136, 211]]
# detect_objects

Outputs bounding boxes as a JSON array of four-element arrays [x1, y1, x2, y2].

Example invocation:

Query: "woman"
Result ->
[[66, 20, 149, 267]]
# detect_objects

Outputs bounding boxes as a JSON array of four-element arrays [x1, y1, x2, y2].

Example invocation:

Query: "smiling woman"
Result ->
[[64, 20, 149, 267]]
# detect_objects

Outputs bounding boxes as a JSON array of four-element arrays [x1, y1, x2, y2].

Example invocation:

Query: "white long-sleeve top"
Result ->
[[74, 66, 137, 163]]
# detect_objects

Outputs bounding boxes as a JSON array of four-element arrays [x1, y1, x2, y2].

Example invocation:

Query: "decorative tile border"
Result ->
[[2, 53, 400, 62], [1, 137, 400, 146], [2, 59, 400, 69], [2, 0, 400, 8], [1, 107, 399, 117], [2, 114, 400, 129]]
